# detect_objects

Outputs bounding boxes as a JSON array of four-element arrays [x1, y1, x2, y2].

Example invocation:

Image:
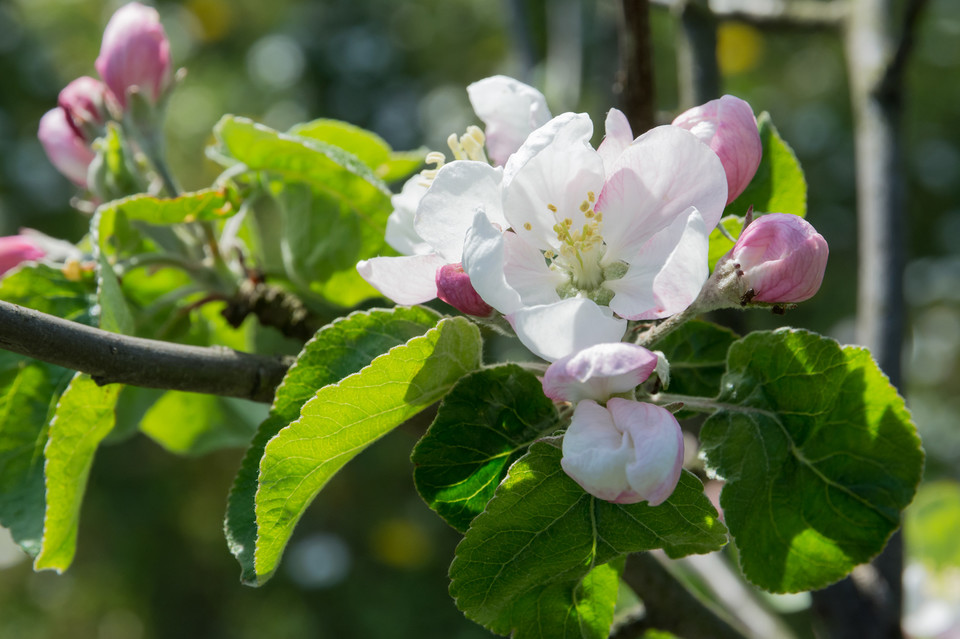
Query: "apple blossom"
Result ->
[[38, 108, 96, 187], [462, 111, 728, 360], [561, 398, 683, 505], [542, 342, 658, 403], [58, 76, 109, 141], [718, 212, 828, 304], [0, 235, 46, 276], [435, 263, 494, 317], [467, 75, 551, 167], [95, 2, 172, 109], [672, 95, 762, 205]]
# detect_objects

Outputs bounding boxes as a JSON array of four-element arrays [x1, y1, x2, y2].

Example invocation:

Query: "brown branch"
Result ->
[[0, 299, 293, 403], [651, 0, 849, 29], [617, 0, 657, 134]]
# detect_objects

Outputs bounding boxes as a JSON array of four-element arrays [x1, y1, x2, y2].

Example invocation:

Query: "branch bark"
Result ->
[[0, 299, 293, 403], [618, 0, 657, 134]]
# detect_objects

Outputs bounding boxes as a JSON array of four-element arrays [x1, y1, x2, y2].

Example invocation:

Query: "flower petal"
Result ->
[[356, 253, 446, 305], [501, 231, 565, 307], [502, 113, 605, 252], [542, 342, 658, 403], [561, 400, 634, 502], [462, 215, 523, 315], [385, 175, 431, 255], [414, 161, 504, 262], [597, 125, 726, 265], [508, 298, 627, 362], [608, 399, 684, 506], [597, 108, 633, 176], [468, 75, 552, 166]]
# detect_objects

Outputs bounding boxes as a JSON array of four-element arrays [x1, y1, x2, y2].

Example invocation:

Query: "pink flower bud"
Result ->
[[435, 263, 493, 317], [38, 108, 96, 187], [730, 213, 828, 303], [95, 2, 172, 109], [672, 95, 761, 205], [58, 76, 109, 141], [542, 342, 658, 404], [0, 235, 46, 276], [561, 399, 683, 506]]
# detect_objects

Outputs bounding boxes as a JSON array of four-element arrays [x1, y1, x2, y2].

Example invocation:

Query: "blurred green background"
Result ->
[[1, 0, 960, 637]]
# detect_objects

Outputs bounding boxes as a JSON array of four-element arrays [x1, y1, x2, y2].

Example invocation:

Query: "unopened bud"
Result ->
[[95, 2, 172, 109], [0, 235, 46, 277], [435, 263, 494, 317], [672, 95, 762, 205], [38, 108, 96, 187], [58, 76, 109, 141]]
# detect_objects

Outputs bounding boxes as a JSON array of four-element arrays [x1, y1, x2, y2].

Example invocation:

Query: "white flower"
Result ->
[[462, 111, 729, 360]]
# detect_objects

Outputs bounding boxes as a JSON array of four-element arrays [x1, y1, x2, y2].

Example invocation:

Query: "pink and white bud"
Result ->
[[95, 2, 172, 109], [561, 399, 684, 506], [58, 76, 109, 141], [542, 342, 658, 404], [435, 263, 494, 317], [38, 108, 96, 187], [672, 95, 761, 205], [729, 213, 828, 303], [0, 235, 46, 276]]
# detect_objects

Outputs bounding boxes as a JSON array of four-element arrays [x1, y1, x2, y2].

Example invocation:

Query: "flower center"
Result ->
[[419, 126, 489, 186]]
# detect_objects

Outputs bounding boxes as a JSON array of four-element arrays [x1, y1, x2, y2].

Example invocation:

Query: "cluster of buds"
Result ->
[[38, 2, 171, 191]]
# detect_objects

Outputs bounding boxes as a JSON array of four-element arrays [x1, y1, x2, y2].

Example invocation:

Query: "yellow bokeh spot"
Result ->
[[186, 0, 233, 42], [717, 22, 765, 75], [369, 518, 432, 570]]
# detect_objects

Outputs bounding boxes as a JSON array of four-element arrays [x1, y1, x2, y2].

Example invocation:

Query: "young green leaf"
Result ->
[[699, 329, 924, 593], [0, 354, 72, 557], [34, 373, 121, 572], [224, 306, 443, 583], [412, 364, 560, 532], [651, 320, 738, 403], [450, 441, 727, 638], [139, 391, 265, 455], [0, 264, 96, 325], [96, 189, 234, 226], [725, 112, 806, 218], [96, 254, 135, 336]]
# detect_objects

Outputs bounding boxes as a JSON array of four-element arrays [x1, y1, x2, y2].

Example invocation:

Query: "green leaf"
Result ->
[[725, 112, 806, 218], [96, 254, 135, 335], [96, 189, 234, 226], [0, 264, 96, 325], [252, 316, 481, 584], [707, 215, 744, 271], [34, 374, 121, 572], [224, 306, 443, 583], [139, 392, 265, 455], [905, 480, 960, 570], [450, 442, 727, 638], [412, 365, 560, 532], [0, 354, 72, 557], [699, 329, 924, 593], [380, 149, 428, 183], [652, 320, 738, 403]]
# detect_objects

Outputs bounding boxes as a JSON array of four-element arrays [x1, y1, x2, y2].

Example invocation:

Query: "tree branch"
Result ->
[[651, 0, 849, 29], [0, 300, 293, 403]]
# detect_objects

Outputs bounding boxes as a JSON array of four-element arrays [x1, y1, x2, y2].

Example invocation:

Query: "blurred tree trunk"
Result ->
[[618, 0, 657, 133]]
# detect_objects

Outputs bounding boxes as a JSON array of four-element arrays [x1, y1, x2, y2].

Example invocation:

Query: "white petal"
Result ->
[[542, 342, 658, 403], [501, 231, 565, 306], [467, 75, 552, 166], [561, 400, 634, 502], [385, 176, 431, 255], [609, 399, 684, 506], [509, 298, 627, 362], [462, 216, 523, 314], [356, 253, 446, 305], [597, 125, 726, 265], [502, 113, 605, 252], [597, 108, 633, 176], [414, 161, 504, 262], [606, 210, 708, 320]]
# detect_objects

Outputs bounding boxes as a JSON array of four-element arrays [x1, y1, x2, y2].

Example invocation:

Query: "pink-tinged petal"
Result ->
[[597, 125, 726, 265], [467, 75, 551, 166], [385, 176, 431, 255], [607, 209, 709, 320], [356, 253, 446, 305], [501, 231, 565, 307], [561, 400, 635, 502], [542, 342, 658, 403], [608, 399, 684, 506], [95, 2, 172, 108], [58, 76, 108, 141], [435, 263, 493, 317], [508, 298, 627, 362], [414, 161, 504, 262], [597, 108, 633, 176], [462, 216, 523, 315], [502, 113, 605, 252], [37, 108, 95, 187], [0, 235, 46, 276], [672, 95, 762, 204], [729, 213, 828, 303]]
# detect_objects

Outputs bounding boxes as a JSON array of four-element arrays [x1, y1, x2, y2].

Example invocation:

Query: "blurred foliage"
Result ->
[[1, 0, 959, 636]]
